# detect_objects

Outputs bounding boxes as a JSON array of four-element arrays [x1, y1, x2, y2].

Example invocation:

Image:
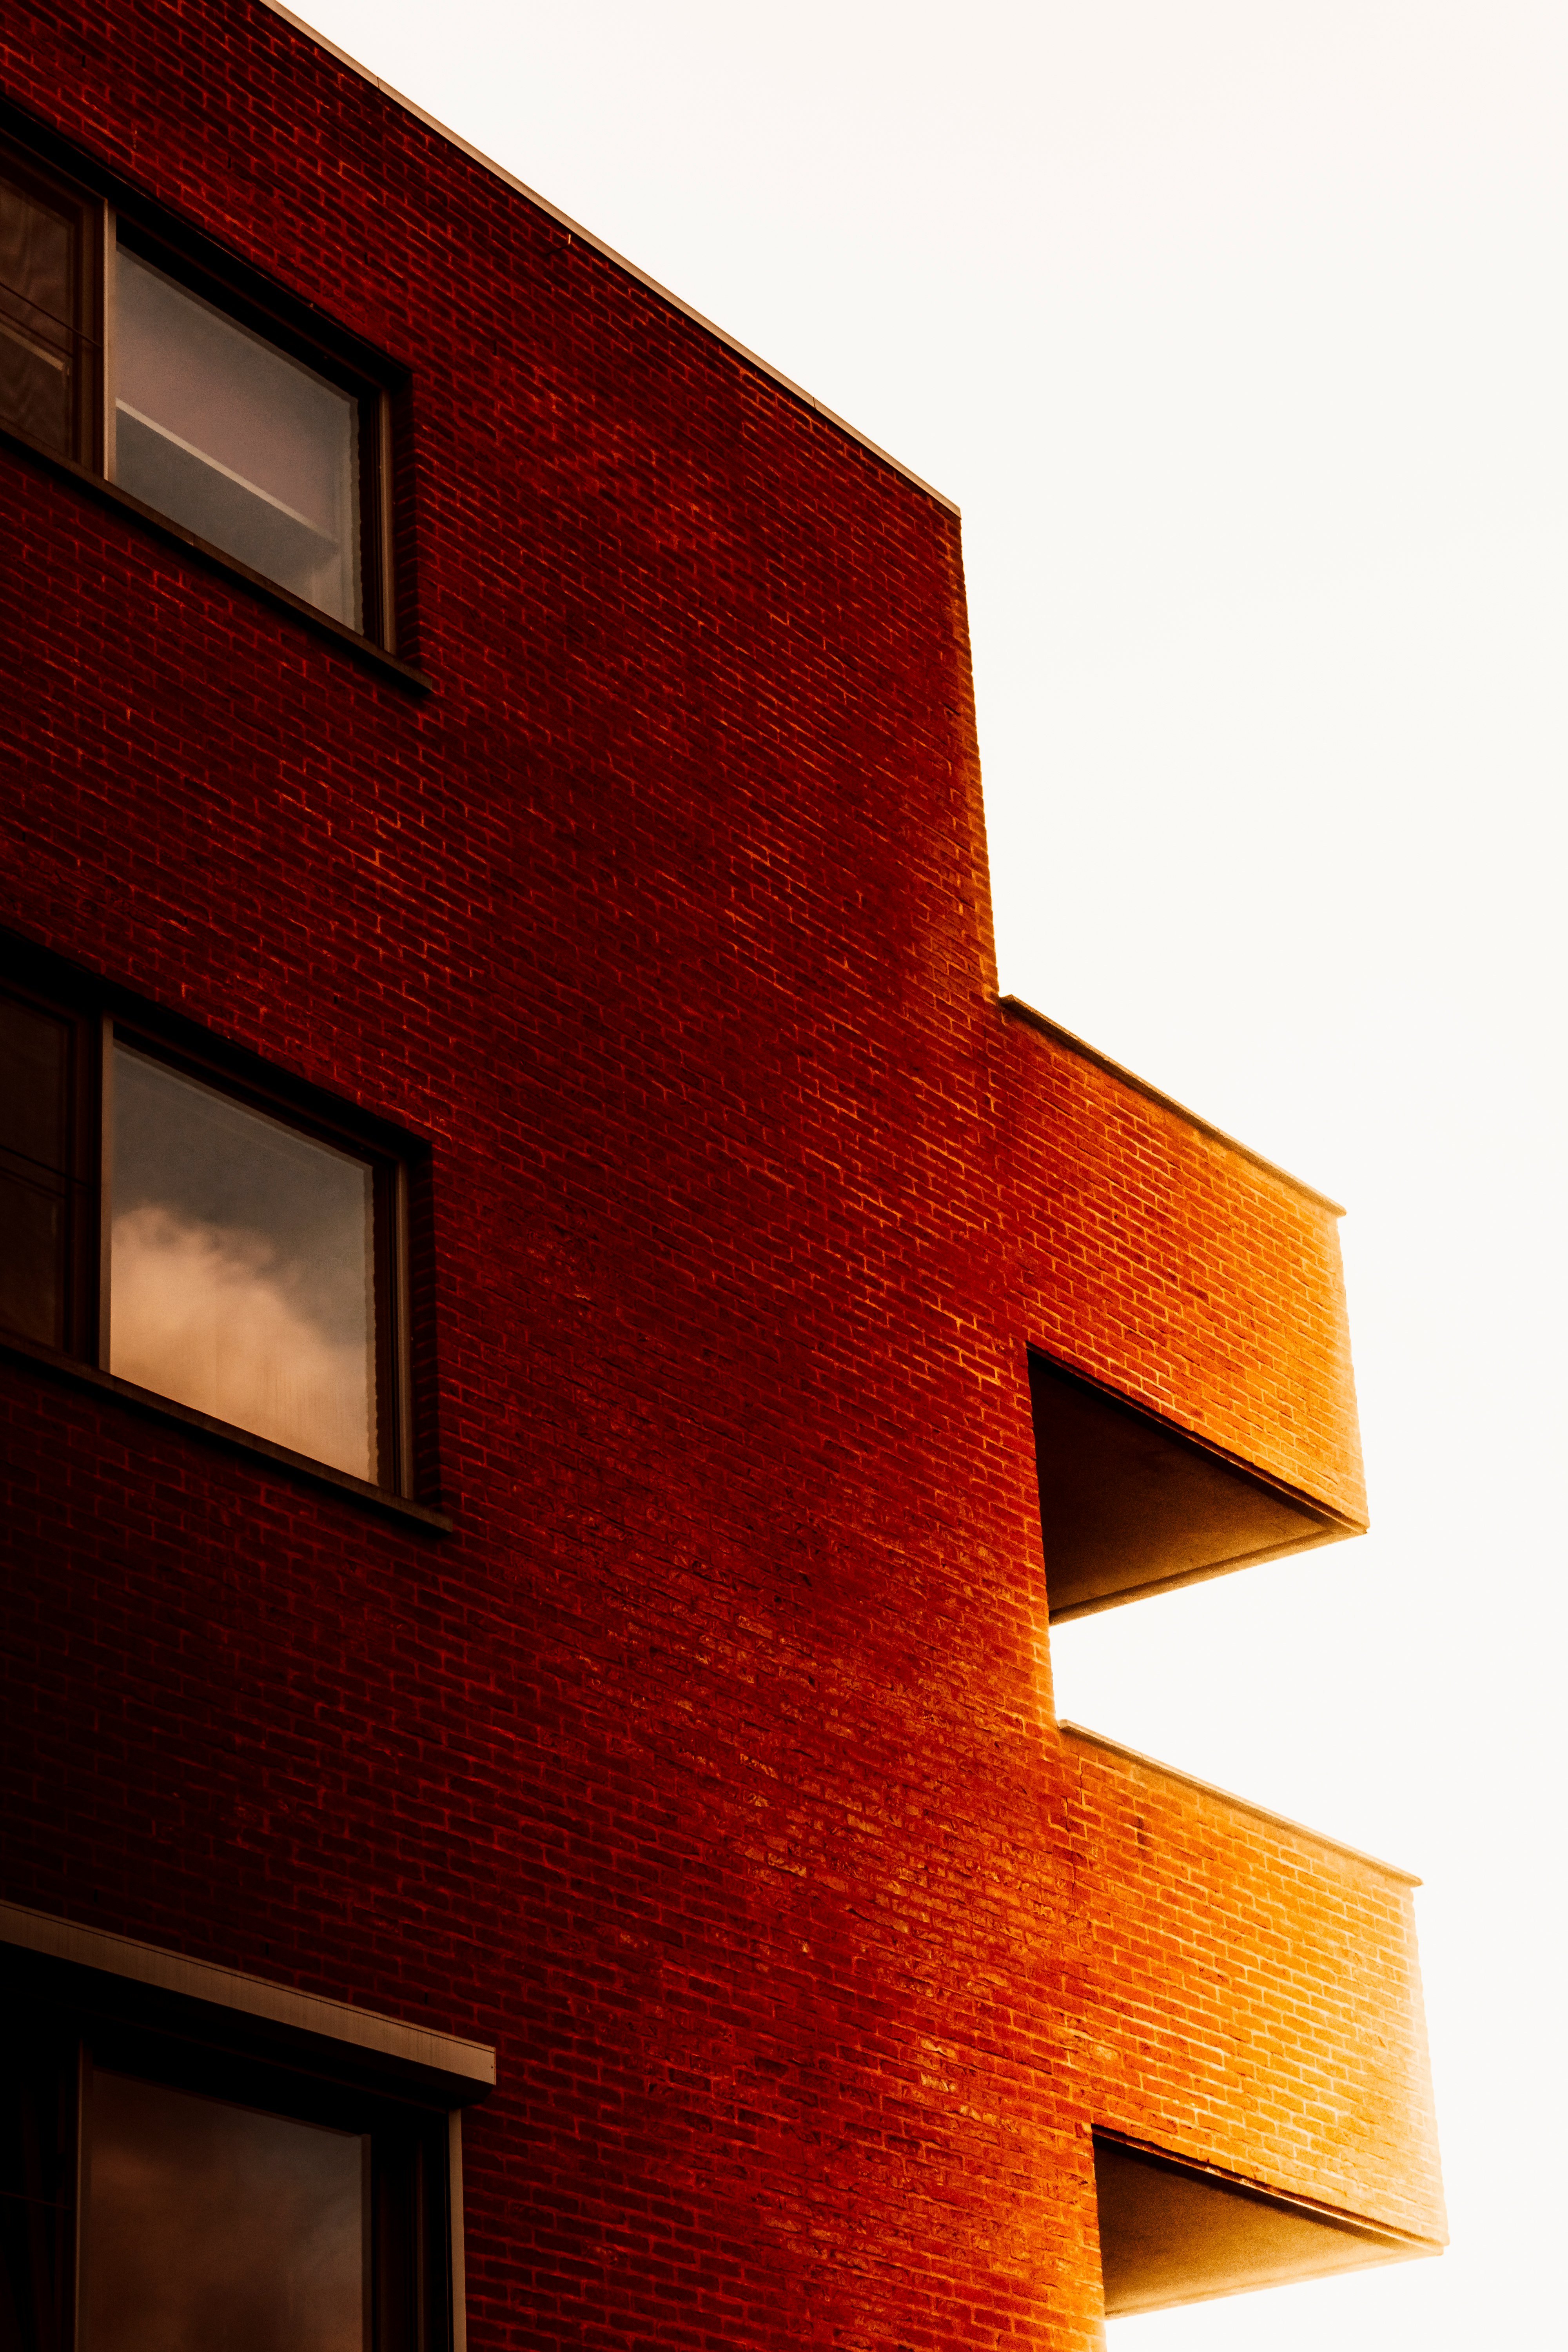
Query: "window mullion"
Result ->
[[93, 1017, 113, 1369], [97, 204, 114, 478], [68, 2038, 87, 2352]]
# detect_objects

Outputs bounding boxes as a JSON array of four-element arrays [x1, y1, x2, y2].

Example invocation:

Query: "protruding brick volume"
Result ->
[[0, 5, 1443, 2347]]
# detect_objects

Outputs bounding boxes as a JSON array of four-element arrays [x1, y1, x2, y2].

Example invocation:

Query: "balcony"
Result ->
[[1029, 1351, 1355, 1621], [1001, 996, 1368, 1620], [1059, 1722, 1446, 2314]]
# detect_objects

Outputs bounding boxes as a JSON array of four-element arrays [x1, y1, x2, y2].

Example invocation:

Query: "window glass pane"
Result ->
[[84, 2073, 365, 2352], [0, 166, 78, 454], [113, 247, 361, 626], [109, 1046, 377, 1479], [0, 1172, 64, 1349], [0, 991, 72, 1348], [0, 2032, 73, 2352], [0, 990, 71, 1172]]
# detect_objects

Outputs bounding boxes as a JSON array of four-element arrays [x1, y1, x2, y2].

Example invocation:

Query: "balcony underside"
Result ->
[[1029, 1353, 1356, 1622], [1094, 2135, 1434, 2316]]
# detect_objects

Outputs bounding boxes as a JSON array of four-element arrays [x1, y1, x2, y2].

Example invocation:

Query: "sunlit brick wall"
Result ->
[[1060, 1727, 1445, 2245]]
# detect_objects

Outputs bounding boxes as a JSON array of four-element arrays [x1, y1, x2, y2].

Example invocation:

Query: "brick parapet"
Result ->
[[999, 1005, 1368, 1526], [1058, 1724, 1446, 2245]]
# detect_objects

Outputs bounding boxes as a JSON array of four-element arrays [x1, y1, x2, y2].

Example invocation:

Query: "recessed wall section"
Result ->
[[1029, 1352, 1350, 1620], [1094, 2135, 1428, 2316]]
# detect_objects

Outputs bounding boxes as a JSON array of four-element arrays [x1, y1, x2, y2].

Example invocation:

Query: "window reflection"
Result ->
[[0, 989, 73, 1348], [83, 2073, 365, 2352], [0, 163, 80, 456], [0, 2035, 73, 2352], [113, 248, 360, 625], [109, 1047, 377, 1478]]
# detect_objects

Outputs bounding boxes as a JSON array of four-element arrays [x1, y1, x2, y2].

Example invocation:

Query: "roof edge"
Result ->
[[999, 996, 1346, 1214], [253, 0, 959, 516]]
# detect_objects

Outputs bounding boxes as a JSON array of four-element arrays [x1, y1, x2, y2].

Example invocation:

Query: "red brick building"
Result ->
[[0, 5, 1443, 2347]]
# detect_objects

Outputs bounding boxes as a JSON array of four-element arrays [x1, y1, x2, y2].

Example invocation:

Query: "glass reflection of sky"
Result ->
[[109, 1046, 376, 1478], [113, 248, 360, 624], [85, 2073, 365, 2352]]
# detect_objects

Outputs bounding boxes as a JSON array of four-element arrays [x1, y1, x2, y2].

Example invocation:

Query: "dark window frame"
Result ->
[[3, 1964, 461, 2352], [0, 114, 403, 659], [0, 966, 100, 1363], [0, 131, 103, 468], [0, 940, 425, 1509]]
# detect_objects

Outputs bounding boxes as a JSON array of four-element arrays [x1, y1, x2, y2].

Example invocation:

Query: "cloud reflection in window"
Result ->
[[109, 1047, 377, 1479]]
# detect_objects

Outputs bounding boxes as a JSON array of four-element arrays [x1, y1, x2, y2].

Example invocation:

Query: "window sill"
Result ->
[[0, 1329, 452, 1531], [0, 421, 433, 697]]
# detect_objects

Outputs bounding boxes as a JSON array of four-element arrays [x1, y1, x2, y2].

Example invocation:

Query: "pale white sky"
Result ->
[[281, 2, 1565, 2339]]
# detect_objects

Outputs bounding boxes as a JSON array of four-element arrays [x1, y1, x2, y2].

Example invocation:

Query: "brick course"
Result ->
[[0, 5, 1438, 2345]]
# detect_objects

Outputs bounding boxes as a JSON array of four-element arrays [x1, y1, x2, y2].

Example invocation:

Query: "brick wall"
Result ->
[[1, 6, 1424, 2347]]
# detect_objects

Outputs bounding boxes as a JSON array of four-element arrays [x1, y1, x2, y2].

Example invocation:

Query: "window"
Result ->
[[0, 128, 394, 644], [0, 137, 99, 461], [114, 249, 365, 628], [85, 2072, 369, 2352], [0, 959, 414, 1496], [0, 1964, 466, 2352]]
